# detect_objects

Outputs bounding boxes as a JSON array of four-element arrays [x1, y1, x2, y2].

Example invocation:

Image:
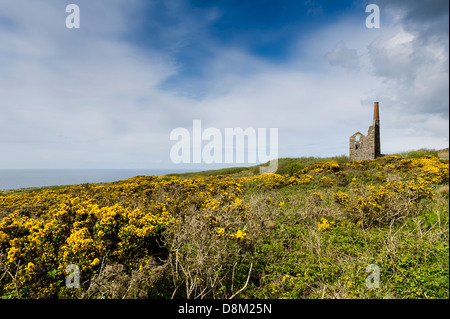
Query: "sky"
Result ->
[[0, 0, 448, 169]]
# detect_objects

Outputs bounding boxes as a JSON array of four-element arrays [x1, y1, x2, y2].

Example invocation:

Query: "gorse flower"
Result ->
[[239, 173, 313, 190], [317, 218, 336, 231], [319, 176, 335, 187], [0, 154, 447, 298], [333, 191, 350, 206], [230, 228, 247, 239], [216, 227, 226, 237], [0, 173, 252, 298]]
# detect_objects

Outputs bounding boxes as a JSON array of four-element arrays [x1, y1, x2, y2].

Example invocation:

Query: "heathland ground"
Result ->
[[0, 149, 448, 298]]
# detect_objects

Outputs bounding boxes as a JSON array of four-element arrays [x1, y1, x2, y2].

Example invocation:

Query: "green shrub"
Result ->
[[276, 161, 306, 175]]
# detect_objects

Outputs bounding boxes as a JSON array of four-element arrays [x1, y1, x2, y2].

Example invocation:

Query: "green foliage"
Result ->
[[0, 153, 448, 299], [168, 166, 251, 177], [275, 160, 306, 175], [396, 148, 440, 159]]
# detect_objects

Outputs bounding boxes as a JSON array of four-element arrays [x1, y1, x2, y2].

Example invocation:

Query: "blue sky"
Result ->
[[0, 0, 448, 169], [130, 0, 366, 95]]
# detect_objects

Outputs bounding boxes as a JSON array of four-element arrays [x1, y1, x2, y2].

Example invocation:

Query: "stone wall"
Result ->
[[349, 122, 380, 161], [349, 102, 381, 161]]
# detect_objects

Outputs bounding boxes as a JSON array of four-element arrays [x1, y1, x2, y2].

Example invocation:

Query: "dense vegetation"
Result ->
[[0, 151, 448, 299]]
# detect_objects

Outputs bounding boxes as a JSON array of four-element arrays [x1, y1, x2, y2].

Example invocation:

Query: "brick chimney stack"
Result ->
[[373, 101, 380, 124], [373, 102, 380, 157]]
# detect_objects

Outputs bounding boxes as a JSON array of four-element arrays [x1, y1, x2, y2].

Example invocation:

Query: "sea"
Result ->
[[0, 169, 202, 191]]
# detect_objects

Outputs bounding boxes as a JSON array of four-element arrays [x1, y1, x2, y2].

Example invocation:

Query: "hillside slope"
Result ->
[[0, 153, 448, 299]]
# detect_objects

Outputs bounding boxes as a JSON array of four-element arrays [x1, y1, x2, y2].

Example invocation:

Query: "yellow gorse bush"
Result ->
[[333, 191, 350, 206], [317, 218, 336, 231], [239, 173, 314, 190], [319, 176, 335, 187], [345, 176, 436, 227], [230, 228, 248, 239], [0, 154, 447, 298], [305, 160, 340, 174], [0, 174, 249, 298]]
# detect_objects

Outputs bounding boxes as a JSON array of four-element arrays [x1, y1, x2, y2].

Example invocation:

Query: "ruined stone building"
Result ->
[[349, 102, 381, 161]]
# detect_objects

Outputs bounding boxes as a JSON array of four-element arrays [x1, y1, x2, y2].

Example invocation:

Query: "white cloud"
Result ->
[[0, 0, 191, 168], [326, 41, 361, 71], [367, 29, 416, 83], [365, 25, 449, 118], [0, 0, 447, 170]]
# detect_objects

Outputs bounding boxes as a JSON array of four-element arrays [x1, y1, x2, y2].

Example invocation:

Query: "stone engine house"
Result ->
[[349, 102, 381, 161]]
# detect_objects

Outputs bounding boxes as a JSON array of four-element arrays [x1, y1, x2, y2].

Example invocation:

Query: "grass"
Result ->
[[167, 166, 253, 177], [240, 182, 448, 298], [0, 149, 448, 299], [170, 148, 446, 179], [169, 155, 351, 178], [0, 184, 76, 196]]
